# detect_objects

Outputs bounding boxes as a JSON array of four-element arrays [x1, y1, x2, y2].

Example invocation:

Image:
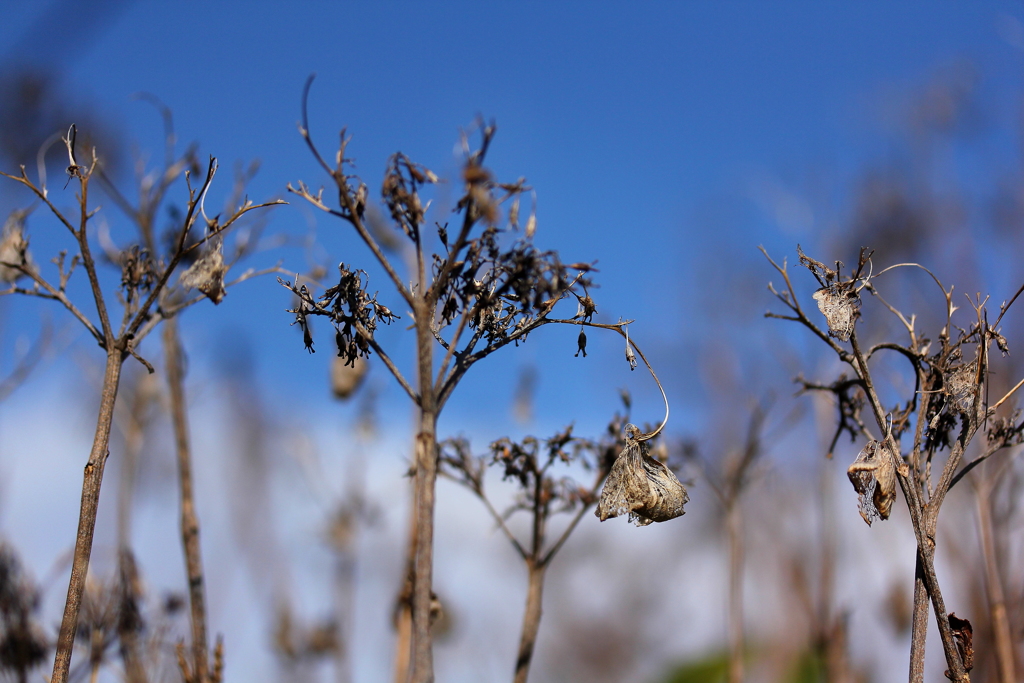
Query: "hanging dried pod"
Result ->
[[330, 354, 367, 399], [180, 239, 228, 304], [812, 284, 860, 341], [596, 424, 688, 527], [847, 439, 897, 526]]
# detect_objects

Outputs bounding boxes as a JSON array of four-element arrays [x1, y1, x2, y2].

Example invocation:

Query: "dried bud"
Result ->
[[331, 354, 367, 399], [812, 285, 860, 341], [508, 195, 520, 228], [847, 439, 897, 525], [354, 182, 368, 218], [575, 329, 587, 358], [524, 212, 536, 240], [180, 239, 228, 304], [596, 424, 688, 527], [573, 295, 597, 322], [992, 331, 1010, 356], [947, 613, 974, 673]]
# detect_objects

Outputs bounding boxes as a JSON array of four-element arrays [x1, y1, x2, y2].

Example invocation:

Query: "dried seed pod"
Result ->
[[575, 329, 587, 357], [0, 210, 32, 284], [331, 354, 367, 399], [943, 360, 978, 414], [596, 424, 688, 527], [847, 439, 897, 525], [812, 285, 860, 341], [180, 239, 228, 304]]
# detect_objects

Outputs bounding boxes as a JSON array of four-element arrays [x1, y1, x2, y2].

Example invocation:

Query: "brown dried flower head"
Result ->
[[847, 439, 897, 525], [596, 424, 688, 527], [812, 284, 860, 341]]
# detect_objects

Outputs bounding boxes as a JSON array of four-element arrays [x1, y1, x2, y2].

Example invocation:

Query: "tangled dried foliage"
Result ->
[[0, 544, 47, 680], [763, 242, 1024, 682]]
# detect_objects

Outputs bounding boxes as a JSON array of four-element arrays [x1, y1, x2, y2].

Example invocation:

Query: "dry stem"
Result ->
[[164, 317, 211, 683]]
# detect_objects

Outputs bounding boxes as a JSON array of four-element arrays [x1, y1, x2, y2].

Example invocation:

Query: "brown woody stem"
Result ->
[[513, 561, 547, 683], [51, 350, 124, 683], [410, 298, 438, 683], [165, 317, 211, 683]]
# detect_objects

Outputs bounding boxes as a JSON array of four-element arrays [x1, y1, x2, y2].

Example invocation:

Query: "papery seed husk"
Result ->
[[812, 286, 859, 342], [0, 211, 31, 284], [847, 440, 896, 526], [596, 425, 688, 527], [944, 361, 978, 414], [180, 241, 228, 304]]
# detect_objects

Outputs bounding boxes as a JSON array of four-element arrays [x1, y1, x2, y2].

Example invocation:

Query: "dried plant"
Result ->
[[282, 75, 672, 683], [440, 396, 681, 683], [763, 243, 1024, 682], [0, 544, 47, 683], [0, 120, 282, 683], [100, 99, 288, 683]]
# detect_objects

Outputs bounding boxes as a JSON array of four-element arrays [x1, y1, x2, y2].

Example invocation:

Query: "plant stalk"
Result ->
[[410, 299, 437, 683], [51, 349, 124, 683], [909, 556, 929, 683], [726, 500, 745, 683], [164, 317, 210, 683], [975, 478, 1015, 683], [513, 560, 547, 683]]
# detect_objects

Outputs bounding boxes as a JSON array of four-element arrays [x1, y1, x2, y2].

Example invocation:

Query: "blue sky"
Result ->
[[3, 2, 1024, 439]]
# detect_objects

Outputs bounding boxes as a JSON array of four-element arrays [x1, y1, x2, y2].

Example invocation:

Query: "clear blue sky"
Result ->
[[3, 0, 1023, 437]]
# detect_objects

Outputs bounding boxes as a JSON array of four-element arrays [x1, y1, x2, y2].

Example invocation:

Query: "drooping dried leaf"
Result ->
[[812, 284, 860, 341], [847, 439, 896, 525], [596, 424, 687, 527]]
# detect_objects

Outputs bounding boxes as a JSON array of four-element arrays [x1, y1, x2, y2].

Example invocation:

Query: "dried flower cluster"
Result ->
[[283, 263, 398, 362]]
